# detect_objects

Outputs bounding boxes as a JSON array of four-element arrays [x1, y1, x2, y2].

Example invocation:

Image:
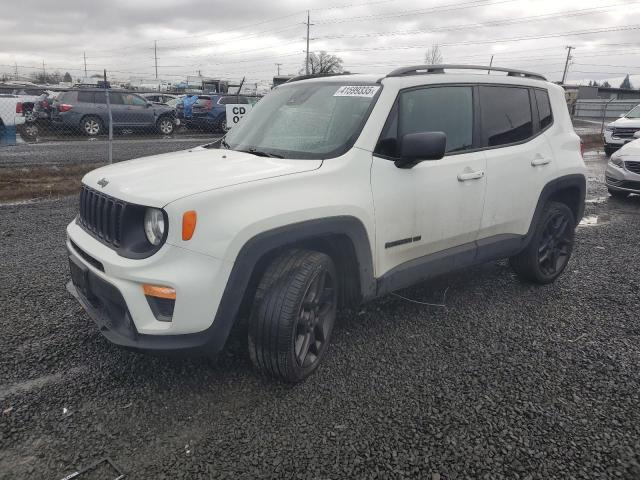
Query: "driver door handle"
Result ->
[[457, 170, 485, 181]]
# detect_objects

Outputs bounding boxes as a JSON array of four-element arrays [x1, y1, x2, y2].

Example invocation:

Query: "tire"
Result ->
[[248, 249, 338, 383], [81, 116, 102, 136], [156, 116, 174, 135], [604, 145, 616, 156], [509, 201, 575, 285], [18, 123, 38, 141], [608, 188, 630, 199]]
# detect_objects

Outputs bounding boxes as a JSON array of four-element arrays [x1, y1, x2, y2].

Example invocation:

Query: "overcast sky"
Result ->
[[1, 0, 639, 86]]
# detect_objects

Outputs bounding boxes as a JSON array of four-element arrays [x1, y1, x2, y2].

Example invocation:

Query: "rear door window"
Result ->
[[479, 86, 533, 147], [77, 91, 95, 103]]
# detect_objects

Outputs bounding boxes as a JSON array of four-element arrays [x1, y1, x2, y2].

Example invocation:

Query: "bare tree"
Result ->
[[425, 44, 443, 65], [302, 51, 344, 75]]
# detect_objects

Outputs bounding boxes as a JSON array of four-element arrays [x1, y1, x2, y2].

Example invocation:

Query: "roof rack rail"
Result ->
[[285, 72, 354, 83], [386, 64, 547, 81]]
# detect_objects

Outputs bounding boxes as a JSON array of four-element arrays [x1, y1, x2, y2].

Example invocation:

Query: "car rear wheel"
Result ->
[[157, 116, 174, 135], [509, 201, 575, 284], [248, 249, 338, 383], [608, 188, 630, 199], [81, 116, 103, 136]]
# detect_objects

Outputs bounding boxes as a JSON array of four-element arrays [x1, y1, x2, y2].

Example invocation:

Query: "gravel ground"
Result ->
[[1, 150, 640, 479], [0, 134, 220, 167]]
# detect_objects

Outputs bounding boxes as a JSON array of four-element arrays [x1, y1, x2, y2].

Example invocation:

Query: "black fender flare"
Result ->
[[522, 173, 586, 247], [169, 216, 376, 354]]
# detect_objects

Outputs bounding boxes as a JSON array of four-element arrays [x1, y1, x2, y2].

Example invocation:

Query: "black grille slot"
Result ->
[[613, 127, 639, 139], [625, 161, 640, 174], [78, 186, 127, 248]]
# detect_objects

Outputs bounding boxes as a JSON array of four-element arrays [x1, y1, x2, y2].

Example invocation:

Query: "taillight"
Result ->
[[15, 102, 22, 114], [58, 104, 73, 112], [205, 100, 212, 110]]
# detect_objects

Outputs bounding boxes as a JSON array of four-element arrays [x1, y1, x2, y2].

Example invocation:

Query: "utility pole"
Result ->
[[305, 11, 311, 75], [42, 60, 46, 82], [561, 46, 574, 85], [488, 54, 494, 74], [275, 63, 282, 75], [14, 62, 18, 81], [154, 40, 158, 79], [83, 51, 88, 78]]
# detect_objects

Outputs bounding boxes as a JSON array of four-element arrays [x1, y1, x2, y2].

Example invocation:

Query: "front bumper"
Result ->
[[66, 220, 234, 352], [605, 162, 640, 193]]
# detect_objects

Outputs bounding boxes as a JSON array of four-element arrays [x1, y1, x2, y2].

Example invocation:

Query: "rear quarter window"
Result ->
[[535, 89, 553, 130]]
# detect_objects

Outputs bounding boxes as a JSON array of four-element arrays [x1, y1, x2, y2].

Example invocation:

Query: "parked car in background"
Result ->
[[33, 90, 62, 121], [0, 86, 45, 123], [51, 89, 178, 136], [176, 94, 250, 132], [603, 103, 640, 155], [606, 131, 640, 197], [140, 93, 178, 104], [0, 94, 28, 140]]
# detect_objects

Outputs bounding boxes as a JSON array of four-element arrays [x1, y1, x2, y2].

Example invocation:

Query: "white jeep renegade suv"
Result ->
[[66, 65, 586, 382]]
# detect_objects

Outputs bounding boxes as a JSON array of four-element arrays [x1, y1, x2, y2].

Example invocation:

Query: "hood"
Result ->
[[612, 116, 640, 127], [615, 138, 640, 157], [82, 147, 322, 207]]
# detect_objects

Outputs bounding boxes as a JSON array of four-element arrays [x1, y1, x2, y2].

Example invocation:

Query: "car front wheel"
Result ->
[[608, 188, 630, 199], [157, 116, 174, 135], [248, 249, 338, 383], [509, 201, 575, 284]]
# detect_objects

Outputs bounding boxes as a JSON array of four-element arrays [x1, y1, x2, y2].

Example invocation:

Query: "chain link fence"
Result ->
[[0, 82, 260, 153]]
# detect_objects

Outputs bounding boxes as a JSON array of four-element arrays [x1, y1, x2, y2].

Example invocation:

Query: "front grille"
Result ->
[[620, 180, 640, 191], [78, 186, 127, 247], [613, 127, 639, 138], [625, 161, 640, 174]]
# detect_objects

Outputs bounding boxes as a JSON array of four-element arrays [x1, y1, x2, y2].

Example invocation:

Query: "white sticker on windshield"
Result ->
[[334, 85, 380, 97]]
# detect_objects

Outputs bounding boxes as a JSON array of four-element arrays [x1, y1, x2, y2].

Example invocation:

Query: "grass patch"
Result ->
[[0, 164, 105, 202]]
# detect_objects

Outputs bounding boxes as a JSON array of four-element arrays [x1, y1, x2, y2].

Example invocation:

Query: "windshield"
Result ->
[[625, 105, 640, 118], [223, 82, 381, 159]]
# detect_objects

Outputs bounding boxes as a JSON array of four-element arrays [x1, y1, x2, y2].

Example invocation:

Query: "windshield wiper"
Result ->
[[239, 148, 284, 159]]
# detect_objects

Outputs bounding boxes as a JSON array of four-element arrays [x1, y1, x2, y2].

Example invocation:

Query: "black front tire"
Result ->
[[248, 249, 338, 383], [510, 201, 575, 284], [608, 188, 630, 199], [156, 116, 174, 135]]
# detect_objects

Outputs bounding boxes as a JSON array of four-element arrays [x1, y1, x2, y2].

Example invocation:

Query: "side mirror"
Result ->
[[396, 132, 447, 168], [146, 102, 152, 108], [634, 131, 640, 139]]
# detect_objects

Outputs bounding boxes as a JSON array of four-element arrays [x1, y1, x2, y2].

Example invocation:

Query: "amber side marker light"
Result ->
[[142, 284, 176, 300], [182, 210, 197, 241]]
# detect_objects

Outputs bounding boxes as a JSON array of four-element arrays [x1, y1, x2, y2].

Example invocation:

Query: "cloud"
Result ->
[[1, 0, 639, 84]]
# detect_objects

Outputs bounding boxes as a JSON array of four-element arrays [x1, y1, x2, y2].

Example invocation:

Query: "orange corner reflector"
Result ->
[[143, 284, 176, 300], [182, 210, 197, 241]]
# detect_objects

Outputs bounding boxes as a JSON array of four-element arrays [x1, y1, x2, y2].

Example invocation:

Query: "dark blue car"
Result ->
[[177, 94, 249, 132]]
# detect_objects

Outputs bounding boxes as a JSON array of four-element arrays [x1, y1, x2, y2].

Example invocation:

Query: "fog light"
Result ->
[[143, 284, 175, 322]]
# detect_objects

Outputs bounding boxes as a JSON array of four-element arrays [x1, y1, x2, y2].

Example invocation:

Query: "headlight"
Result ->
[[610, 155, 623, 167], [144, 208, 165, 246], [605, 123, 614, 132]]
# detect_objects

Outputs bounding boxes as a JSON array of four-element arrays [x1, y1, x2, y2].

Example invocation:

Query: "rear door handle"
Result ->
[[531, 156, 551, 166], [457, 170, 485, 181]]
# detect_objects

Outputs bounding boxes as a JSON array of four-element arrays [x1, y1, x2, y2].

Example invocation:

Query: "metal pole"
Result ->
[[104, 69, 113, 164], [42, 60, 46, 82], [600, 97, 615, 136], [83, 52, 87, 78], [305, 11, 310, 75], [154, 40, 158, 80], [488, 55, 494, 74], [276, 63, 282, 75], [561, 46, 574, 84]]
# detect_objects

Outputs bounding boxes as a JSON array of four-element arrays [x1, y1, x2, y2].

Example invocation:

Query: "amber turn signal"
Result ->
[[142, 284, 176, 300], [182, 210, 197, 241]]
